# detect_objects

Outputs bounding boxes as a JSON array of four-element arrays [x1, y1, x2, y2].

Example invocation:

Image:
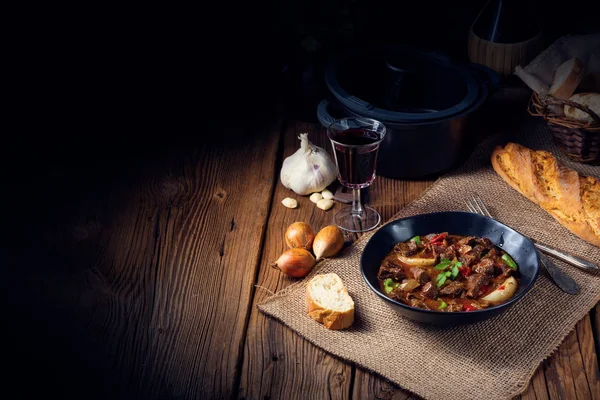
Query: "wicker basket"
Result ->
[[528, 92, 600, 164]]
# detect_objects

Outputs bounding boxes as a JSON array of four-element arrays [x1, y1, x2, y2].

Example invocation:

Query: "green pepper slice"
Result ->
[[410, 235, 421, 245], [501, 253, 518, 270], [383, 278, 400, 293]]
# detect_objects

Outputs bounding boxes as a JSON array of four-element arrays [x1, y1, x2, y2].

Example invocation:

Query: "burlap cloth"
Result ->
[[258, 121, 600, 400]]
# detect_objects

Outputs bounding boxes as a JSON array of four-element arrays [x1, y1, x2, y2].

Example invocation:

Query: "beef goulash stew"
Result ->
[[377, 233, 519, 312]]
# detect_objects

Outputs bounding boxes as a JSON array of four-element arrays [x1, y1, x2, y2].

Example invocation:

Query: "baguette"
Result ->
[[306, 273, 354, 330], [549, 57, 584, 100], [491, 143, 600, 247]]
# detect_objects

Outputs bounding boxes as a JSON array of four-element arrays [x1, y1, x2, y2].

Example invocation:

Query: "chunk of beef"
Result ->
[[377, 262, 406, 281], [459, 252, 478, 268], [393, 241, 418, 256], [456, 236, 478, 246], [483, 247, 499, 259], [495, 260, 514, 279], [479, 237, 494, 248], [388, 288, 410, 302], [421, 282, 438, 299], [441, 246, 457, 261], [447, 301, 464, 312], [408, 266, 430, 284], [473, 258, 495, 276], [431, 243, 451, 261], [456, 244, 472, 255], [439, 281, 464, 297], [471, 244, 488, 258], [460, 245, 487, 268], [465, 273, 490, 298], [409, 298, 430, 310]]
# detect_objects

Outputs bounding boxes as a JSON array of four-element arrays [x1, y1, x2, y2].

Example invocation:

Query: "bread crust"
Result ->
[[549, 57, 584, 100], [491, 143, 600, 247], [581, 176, 600, 238], [564, 92, 600, 123], [306, 274, 354, 330]]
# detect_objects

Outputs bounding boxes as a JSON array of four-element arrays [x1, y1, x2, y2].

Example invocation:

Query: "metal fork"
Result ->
[[465, 195, 581, 295], [465, 196, 598, 271]]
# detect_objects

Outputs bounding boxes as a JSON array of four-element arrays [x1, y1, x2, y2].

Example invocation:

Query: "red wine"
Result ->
[[330, 128, 382, 188]]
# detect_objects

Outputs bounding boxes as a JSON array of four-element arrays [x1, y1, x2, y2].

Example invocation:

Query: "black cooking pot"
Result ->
[[317, 45, 499, 179]]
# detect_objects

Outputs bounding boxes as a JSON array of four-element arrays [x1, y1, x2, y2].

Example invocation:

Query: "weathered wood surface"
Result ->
[[3, 121, 282, 400], [4, 120, 598, 400], [239, 122, 355, 400]]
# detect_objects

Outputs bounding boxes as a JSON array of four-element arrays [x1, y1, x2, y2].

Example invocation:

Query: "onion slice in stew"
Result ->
[[481, 277, 517, 304], [396, 254, 436, 266], [398, 279, 421, 292]]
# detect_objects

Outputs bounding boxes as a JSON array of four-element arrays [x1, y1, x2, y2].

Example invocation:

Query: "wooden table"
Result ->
[[5, 119, 598, 400]]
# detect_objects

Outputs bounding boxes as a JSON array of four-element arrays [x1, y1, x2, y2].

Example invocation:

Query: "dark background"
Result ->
[[10, 0, 598, 182], [2, 1, 599, 398], [14, 0, 600, 147], [13, 0, 599, 155]]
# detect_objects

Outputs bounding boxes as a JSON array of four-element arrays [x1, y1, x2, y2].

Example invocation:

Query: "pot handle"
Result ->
[[317, 99, 335, 127], [465, 63, 500, 94]]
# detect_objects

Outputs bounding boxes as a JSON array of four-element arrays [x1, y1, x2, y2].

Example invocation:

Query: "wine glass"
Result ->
[[326, 117, 386, 233]]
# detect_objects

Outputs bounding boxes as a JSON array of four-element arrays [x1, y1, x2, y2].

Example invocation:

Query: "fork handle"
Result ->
[[532, 240, 599, 271]]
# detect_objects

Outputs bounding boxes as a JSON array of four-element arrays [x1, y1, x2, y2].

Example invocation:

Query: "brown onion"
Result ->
[[284, 222, 315, 250], [313, 225, 344, 260], [272, 248, 316, 278]]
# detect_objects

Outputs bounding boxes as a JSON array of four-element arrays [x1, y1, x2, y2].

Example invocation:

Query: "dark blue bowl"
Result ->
[[360, 212, 540, 326]]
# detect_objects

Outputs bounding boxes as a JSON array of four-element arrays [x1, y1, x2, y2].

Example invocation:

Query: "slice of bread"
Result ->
[[306, 273, 354, 330], [564, 92, 600, 123], [549, 57, 584, 100]]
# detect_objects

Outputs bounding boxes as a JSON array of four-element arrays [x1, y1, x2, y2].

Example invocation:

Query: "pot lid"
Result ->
[[325, 45, 481, 123]]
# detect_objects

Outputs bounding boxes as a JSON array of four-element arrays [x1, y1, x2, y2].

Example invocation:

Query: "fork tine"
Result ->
[[465, 199, 482, 214], [470, 194, 486, 216], [474, 195, 493, 218], [464, 198, 480, 215]]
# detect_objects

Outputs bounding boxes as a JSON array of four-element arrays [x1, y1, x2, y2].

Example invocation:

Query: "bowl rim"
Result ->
[[359, 211, 540, 315]]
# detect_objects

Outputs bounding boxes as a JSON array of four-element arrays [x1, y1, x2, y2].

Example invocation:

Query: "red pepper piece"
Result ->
[[458, 267, 472, 277], [428, 232, 448, 245], [464, 304, 478, 312], [497, 285, 505, 291]]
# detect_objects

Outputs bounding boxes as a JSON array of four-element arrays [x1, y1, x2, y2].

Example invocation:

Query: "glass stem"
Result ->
[[351, 188, 362, 217]]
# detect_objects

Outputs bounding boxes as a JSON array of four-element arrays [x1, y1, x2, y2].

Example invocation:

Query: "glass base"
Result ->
[[333, 205, 381, 233]]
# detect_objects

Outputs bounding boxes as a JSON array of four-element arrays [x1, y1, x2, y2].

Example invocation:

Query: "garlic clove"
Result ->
[[282, 197, 298, 208], [321, 189, 334, 199], [309, 193, 323, 203], [316, 198, 334, 211]]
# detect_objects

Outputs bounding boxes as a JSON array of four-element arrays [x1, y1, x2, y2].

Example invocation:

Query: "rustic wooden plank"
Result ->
[[594, 304, 600, 355], [5, 121, 282, 399], [239, 122, 354, 400], [352, 366, 417, 400], [575, 314, 600, 400], [544, 329, 587, 400], [518, 367, 550, 400]]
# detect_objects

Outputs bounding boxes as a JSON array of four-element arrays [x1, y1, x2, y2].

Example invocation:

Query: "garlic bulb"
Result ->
[[280, 133, 337, 195]]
